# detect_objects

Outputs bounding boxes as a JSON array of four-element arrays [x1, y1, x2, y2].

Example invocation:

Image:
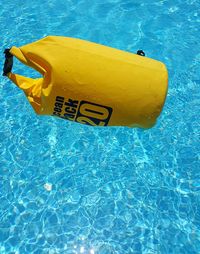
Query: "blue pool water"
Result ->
[[0, 0, 200, 253]]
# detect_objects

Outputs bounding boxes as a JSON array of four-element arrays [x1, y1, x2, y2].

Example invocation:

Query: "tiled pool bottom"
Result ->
[[0, 117, 199, 253], [0, 0, 200, 253]]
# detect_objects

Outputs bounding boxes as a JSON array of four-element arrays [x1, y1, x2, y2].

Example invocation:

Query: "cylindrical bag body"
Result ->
[[7, 36, 168, 128]]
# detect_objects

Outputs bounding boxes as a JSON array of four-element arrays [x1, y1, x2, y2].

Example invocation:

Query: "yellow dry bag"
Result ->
[[3, 36, 168, 128]]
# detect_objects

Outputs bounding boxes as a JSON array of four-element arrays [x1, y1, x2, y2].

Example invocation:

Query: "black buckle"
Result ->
[[137, 50, 145, 56], [3, 48, 13, 76]]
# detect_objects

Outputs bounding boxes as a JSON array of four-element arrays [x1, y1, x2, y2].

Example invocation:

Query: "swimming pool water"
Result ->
[[0, 0, 200, 253]]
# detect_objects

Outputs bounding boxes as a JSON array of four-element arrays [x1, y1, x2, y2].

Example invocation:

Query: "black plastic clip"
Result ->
[[3, 48, 13, 76], [137, 50, 145, 56]]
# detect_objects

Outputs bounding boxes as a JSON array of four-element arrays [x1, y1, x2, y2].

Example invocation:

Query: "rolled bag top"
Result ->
[[5, 36, 168, 128]]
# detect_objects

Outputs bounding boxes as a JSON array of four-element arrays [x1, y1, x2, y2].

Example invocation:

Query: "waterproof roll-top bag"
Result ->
[[3, 36, 168, 128]]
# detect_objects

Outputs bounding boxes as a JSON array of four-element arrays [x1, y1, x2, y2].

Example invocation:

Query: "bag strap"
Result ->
[[2, 47, 44, 114]]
